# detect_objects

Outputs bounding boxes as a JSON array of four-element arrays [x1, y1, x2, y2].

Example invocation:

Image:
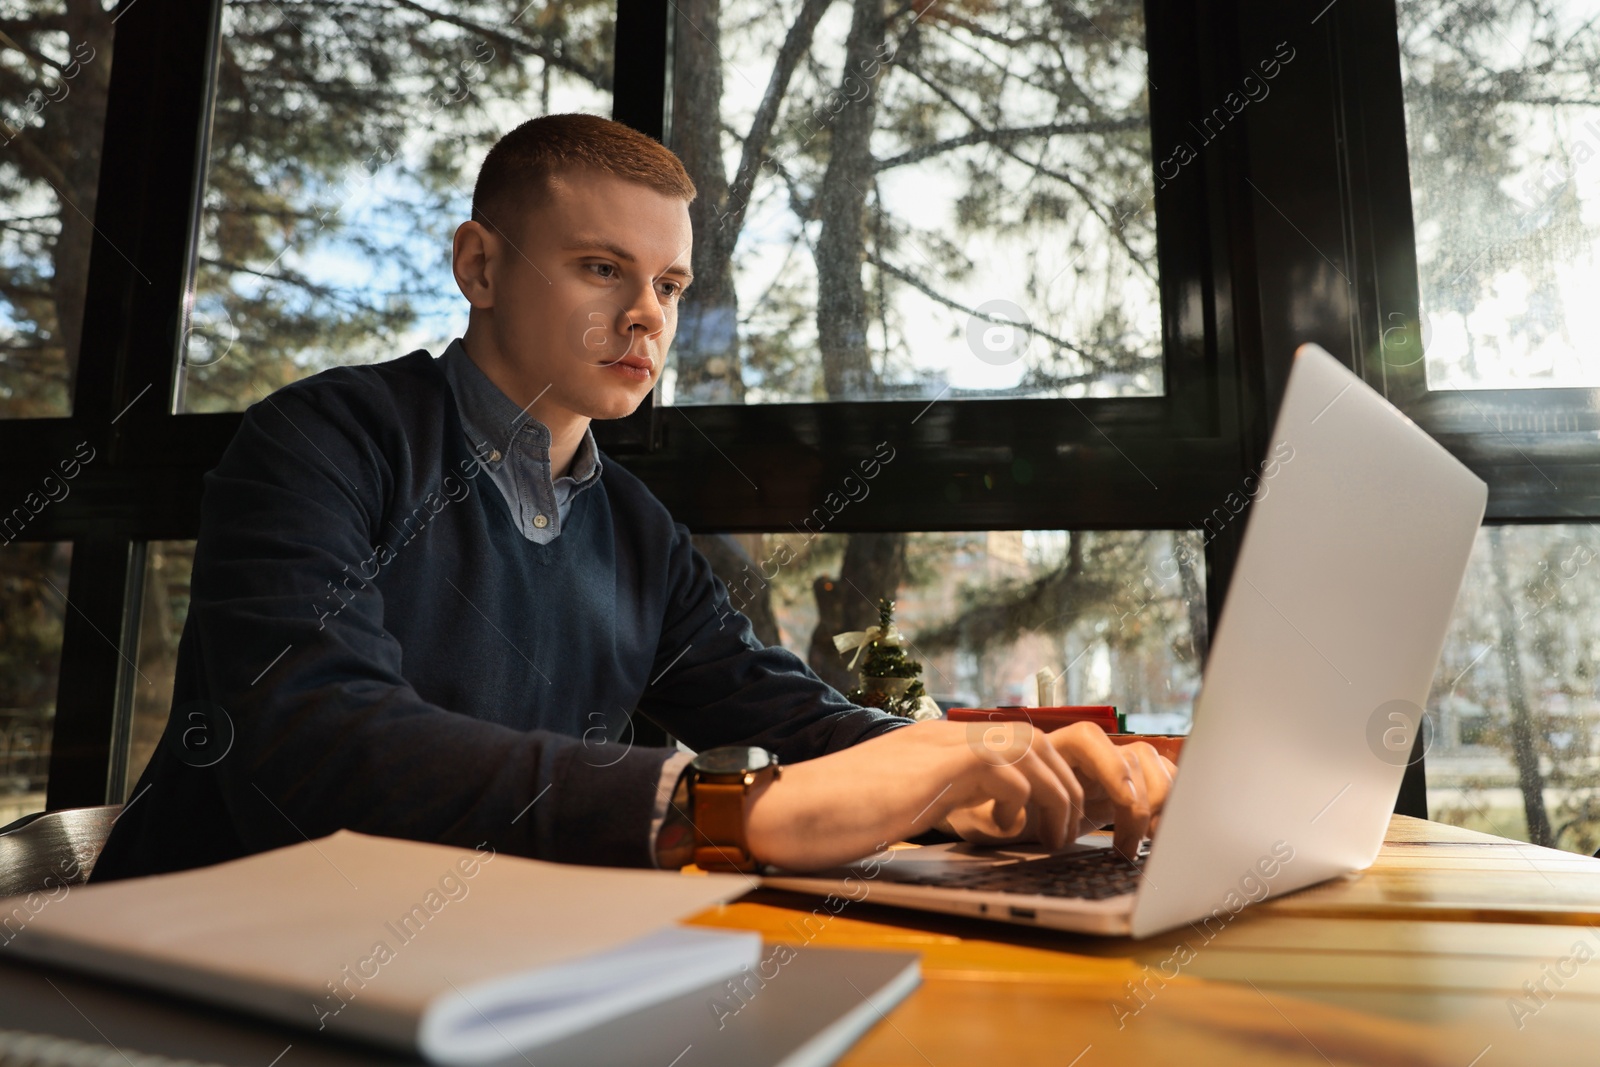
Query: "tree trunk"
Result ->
[[668, 0, 742, 403], [795, 0, 900, 696], [668, 0, 837, 403], [808, 532, 907, 693], [813, 0, 886, 401], [1489, 526, 1553, 845], [667, 0, 843, 636]]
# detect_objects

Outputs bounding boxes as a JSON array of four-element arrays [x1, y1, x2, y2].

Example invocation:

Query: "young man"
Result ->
[[91, 114, 1174, 883]]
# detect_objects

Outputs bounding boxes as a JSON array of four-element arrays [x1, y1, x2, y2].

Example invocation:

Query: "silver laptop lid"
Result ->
[[1129, 343, 1487, 939]]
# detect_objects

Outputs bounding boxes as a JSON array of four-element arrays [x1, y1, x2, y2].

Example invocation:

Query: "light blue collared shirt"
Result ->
[[437, 337, 603, 544]]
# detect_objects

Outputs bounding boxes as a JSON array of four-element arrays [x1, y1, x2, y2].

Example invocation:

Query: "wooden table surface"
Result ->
[[683, 816, 1600, 1066]]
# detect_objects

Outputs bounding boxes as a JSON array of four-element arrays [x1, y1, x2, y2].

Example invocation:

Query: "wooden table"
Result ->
[[684, 816, 1600, 1066]]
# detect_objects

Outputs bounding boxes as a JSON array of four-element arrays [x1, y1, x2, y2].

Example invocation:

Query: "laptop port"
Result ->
[[1008, 906, 1036, 920]]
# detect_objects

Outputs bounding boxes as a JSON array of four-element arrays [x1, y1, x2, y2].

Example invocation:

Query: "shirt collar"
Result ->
[[439, 336, 603, 485]]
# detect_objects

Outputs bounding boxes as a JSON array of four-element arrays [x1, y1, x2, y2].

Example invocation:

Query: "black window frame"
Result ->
[[7, 0, 1505, 816]]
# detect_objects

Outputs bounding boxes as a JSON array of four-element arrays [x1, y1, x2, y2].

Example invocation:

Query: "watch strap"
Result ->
[[692, 779, 757, 872]]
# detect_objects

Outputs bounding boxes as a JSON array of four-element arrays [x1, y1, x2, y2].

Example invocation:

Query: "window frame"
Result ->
[[4, 0, 1485, 815]]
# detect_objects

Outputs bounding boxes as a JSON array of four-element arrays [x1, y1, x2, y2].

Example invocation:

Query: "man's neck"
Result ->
[[462, 330, 588, 478]]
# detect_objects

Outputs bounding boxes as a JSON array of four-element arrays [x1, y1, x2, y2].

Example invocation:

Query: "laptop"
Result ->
[[762, 343, 1488, 939]]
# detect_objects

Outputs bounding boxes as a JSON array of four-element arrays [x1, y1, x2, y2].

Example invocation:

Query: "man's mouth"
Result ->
[[603, 353, 654, 381]]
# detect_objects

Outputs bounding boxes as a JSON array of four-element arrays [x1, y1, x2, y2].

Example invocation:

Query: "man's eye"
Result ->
[[588, 263, 617, 279]]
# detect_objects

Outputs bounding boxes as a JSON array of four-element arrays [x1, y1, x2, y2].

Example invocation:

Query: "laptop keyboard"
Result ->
[[884, 843, 1149, 901]]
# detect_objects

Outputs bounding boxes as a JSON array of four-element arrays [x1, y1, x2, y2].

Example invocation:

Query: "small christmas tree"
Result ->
[[834, 598, 942, 721]]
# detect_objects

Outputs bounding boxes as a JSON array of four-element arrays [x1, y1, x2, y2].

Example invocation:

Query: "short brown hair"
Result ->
[[471, 113, 697, 241]]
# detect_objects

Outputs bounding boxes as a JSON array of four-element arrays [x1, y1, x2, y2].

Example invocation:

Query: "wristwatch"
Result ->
[[688, 745, 782, 873]]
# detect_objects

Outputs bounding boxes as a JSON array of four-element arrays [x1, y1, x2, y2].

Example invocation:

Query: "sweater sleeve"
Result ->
[[188, 384, 675, 868], [637, 521, 917, 759]]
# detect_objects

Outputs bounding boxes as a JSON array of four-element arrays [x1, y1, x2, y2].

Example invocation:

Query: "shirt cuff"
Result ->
[[647, 750, 695, 868]]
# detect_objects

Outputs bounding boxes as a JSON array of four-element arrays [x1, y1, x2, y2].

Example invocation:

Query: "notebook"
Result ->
[[0, 830, 764, 1064], [0, 942, 921, 1067]]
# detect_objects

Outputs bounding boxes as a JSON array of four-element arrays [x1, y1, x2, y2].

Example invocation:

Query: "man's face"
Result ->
[[458, 169, 694, 422]]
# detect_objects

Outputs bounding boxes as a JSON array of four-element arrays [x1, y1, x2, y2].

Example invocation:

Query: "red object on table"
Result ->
[[944, 706, 1185, 763], [947, 705, 1119, 732]]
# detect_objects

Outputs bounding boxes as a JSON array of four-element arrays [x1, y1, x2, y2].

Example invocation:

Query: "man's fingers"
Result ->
[[981, 763, 1032, 837], [1049, 725, 1157, 859], [948, 723, 1176, 852], [1112, 748, 1152, 859], [952, 731, 1075, 846], [1028, 735, 1086, 848], [1049, 723, 1142, 806], [1127, 743, 1176, 813]]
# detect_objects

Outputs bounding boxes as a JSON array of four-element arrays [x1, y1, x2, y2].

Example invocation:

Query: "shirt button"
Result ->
[[532, 513, 549, 529], [488, 449, 502, 463]]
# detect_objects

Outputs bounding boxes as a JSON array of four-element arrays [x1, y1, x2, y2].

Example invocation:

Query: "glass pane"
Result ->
[[1424, 524, 1600, 855], [666, 0, 1159, 405], [0, 14, 109, 417], [0, 542, 70, 827], [694, 529, 1205, 731], [178, 1, 614, 413], [125, 532, 1199, 795], [126, 540, 193, 795], [1399, 2, 1600, 389]]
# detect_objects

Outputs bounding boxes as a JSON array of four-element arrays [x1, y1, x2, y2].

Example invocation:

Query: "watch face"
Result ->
[[692, 746, 773, 776]]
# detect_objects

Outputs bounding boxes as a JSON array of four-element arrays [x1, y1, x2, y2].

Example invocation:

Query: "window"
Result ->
[[1425, 524, 1600, 852], [20, 0, 1483, 839], [176, 0, 614, 413], [0, 7, 111, 418], [710, 528, 1204, 730], [665, 0, 1159, 405], [1385, 1, 1600, 852], [1399, 1, 1600, 391]]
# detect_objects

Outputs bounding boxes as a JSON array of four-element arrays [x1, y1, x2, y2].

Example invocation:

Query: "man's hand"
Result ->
[[742, 720, 1176, 872], [938, 722, 1176, 860]]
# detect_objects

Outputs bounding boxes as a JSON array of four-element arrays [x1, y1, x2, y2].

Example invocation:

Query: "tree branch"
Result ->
[[318, 0, 610, 90], [722, 0, 836, 246], [895, 60, 1156, 282], [199, 255, 375, 306], [0, 26, 71, 77], [1, 124, 70, 191], [876, 118, 1147, 171], [866, 251, 1106, 369], [923, 9, 1038, 50]]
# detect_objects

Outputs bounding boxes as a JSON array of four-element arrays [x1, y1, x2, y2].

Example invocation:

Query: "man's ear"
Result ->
[[452, 220, 497, 310]]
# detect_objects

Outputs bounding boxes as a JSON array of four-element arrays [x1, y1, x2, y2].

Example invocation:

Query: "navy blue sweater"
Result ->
[[91, 349, 912, 881]]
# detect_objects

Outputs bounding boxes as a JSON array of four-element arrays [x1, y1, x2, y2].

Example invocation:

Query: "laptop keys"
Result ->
[[888, 844, 1148, 901]]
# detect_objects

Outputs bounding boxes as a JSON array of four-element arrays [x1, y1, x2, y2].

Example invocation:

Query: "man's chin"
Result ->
[[583, 388, 654, 422]]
